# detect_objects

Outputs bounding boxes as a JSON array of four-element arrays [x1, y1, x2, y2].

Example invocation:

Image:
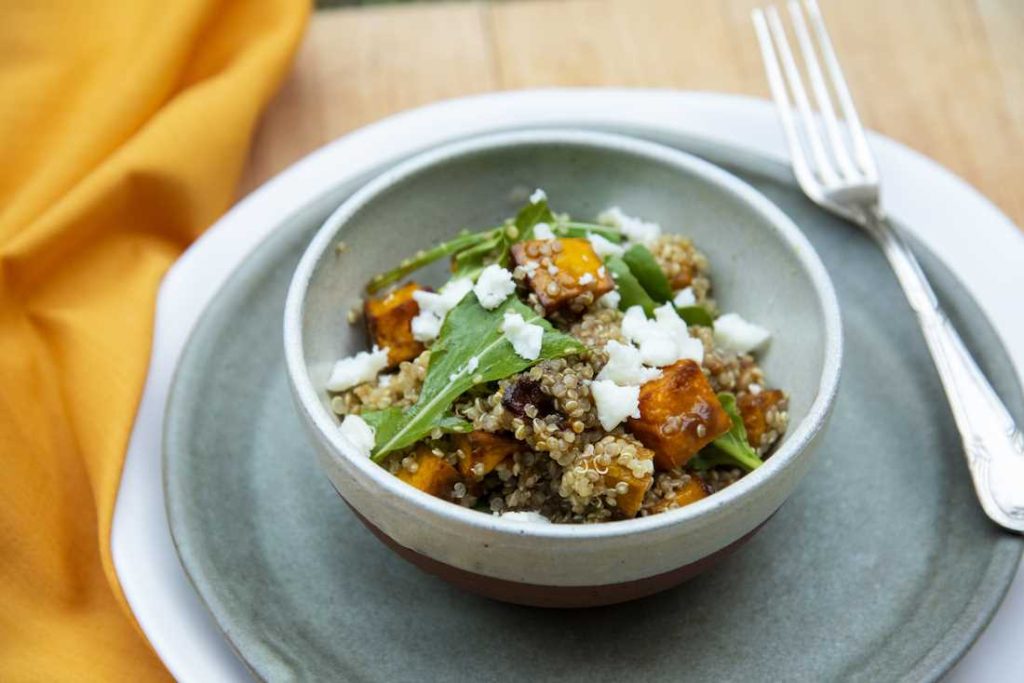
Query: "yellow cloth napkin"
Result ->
[[0, 1, 308, 678]]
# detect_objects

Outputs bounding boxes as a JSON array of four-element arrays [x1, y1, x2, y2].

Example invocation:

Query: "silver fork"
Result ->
[[753, 0, 1024, 532]]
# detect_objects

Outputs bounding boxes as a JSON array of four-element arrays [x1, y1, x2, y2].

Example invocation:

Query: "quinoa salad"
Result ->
[[327, 191, 788, 524]]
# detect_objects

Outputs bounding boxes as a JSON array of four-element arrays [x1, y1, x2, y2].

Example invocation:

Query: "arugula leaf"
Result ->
[[554, 221, 623, 243], [677, 305, 715, 327], [368, 293, 584, 461], [603, 256, 657, 316], [690, 392, 764, 472], [622, 244, 673, 303], [451, 199, 556, 278], [512, 198, 555, 244], [360, 408, 472, 439], [366, 230, 494, 294]]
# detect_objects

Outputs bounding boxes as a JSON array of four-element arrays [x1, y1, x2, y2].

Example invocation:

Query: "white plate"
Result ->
[[111, 89, 1024, 682]]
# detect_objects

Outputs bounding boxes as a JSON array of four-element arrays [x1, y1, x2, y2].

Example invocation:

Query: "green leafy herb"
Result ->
[[512, 198, 555, 244], [622, 244, 673, 303], [603, 255, 657, 316], [361, 409, 472, 438], [677, 305, 715, 327], [366, 231, 490, 293], [367, 293, 585, 461], [554, 221, 623, 243], [690, 392, 764, 472]]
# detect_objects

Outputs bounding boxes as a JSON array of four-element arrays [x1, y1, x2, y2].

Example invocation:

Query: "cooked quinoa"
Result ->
[[328, 200, 788, 524]]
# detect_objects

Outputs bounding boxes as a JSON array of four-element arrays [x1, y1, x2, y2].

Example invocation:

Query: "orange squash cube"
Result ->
[[575, 436, 654, 518], [650, 476, 710, 514], [510, 238, 614, 312], [396, 448, 460, 498], [455, 431, 522, 480], [364, 282, 425, 367], [605, 457, 654, 518], [628, 360, 732, 471], [738, 389, 788, 450]]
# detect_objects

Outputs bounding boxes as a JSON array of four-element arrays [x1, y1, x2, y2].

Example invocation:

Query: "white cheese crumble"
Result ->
[[466, 356, 479, 373], [498, 510, 551, 524], [578, 272, 595, 285], [597, 340, 662, 385], [672, 286, 696, 307], [748, 383, 762, 395], [411, 312, 442, 343], [590, 379, 641, 431], [598, 290, 621, 310], [621, 304, 704, 366], [533, 222, 555, 239], [473, 265, 516, 309], [326, 345, 390, 391], [587, 233, 624, 258], [529, 188, 547, 204], [714, 312, 772, 353], [521, 261, 539, 276], [338, 414, 375, 458], [411, 278, 473, 342], [598, 206, 662, 244], [501, 311, 543, 360]]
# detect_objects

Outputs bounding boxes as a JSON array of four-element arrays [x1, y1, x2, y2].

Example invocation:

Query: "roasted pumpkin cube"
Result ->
[[604, 457, 654, 518], [628, 360, 733, 471], [510, 238, 614, 312], [738, 389, 788, 450], [396, 447, 460, 498], [455, 431, 521, 480], [576, 436, 654, 518], [650, 476, 710, 514], [364, 282, 425, 367]]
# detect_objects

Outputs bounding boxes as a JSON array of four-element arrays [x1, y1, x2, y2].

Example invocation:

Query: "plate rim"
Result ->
[[167, 124, 1023, 683], [112, 89, 1024, 682]]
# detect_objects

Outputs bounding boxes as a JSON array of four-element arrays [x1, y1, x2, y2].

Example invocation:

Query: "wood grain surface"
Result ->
[[241, 0, 1024, 229]]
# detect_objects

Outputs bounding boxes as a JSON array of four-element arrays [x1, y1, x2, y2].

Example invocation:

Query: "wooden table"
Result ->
[[241, 0, 1024, 229]]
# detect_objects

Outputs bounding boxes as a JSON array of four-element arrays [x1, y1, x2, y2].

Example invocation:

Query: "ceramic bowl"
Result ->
[[284, 129, 842, 607]]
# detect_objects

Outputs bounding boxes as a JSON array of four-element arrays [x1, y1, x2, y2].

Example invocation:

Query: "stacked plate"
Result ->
[[112, 90, 1024, 682]]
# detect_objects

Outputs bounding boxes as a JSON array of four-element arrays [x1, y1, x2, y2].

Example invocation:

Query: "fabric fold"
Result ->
[[0, 1, 310, 678]]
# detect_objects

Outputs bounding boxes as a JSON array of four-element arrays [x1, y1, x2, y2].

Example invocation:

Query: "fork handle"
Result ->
[[866, 211, 1024, 532]]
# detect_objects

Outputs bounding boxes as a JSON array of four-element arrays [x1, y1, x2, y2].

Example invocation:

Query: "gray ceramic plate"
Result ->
[[164, 133, 1023, 682]]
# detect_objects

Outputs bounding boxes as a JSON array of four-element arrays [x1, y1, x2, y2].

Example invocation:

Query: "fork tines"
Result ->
[[752, 0, 877, 193]]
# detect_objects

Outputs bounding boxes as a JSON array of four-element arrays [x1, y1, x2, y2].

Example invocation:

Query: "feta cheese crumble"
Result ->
[[532, 222, 555, 239], [598, 290, 621, 310], [473, 265, 516, 309], [714, 312, 772, 353], [578, 272, 595, 285], [672, 286, 696, 307], [598, 206, 662, 244], [529, 188, 547, 204], [501, 311, 543, 360], [498, 510, 551, 524], [338, 414, 375, 458], [587, 233, 624, 258], [326, 345, 390, 391], [590, 379, 641, 430], [621, 304, 704, 366], [597, 340, 661, 385], [411, 278, 473, 342]]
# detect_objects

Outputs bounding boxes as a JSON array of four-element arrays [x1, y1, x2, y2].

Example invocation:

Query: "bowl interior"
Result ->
[[299, 133, 829, 466]]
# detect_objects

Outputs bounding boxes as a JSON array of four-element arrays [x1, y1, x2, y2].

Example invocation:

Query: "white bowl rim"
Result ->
[[283, 128, 843, 541]]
